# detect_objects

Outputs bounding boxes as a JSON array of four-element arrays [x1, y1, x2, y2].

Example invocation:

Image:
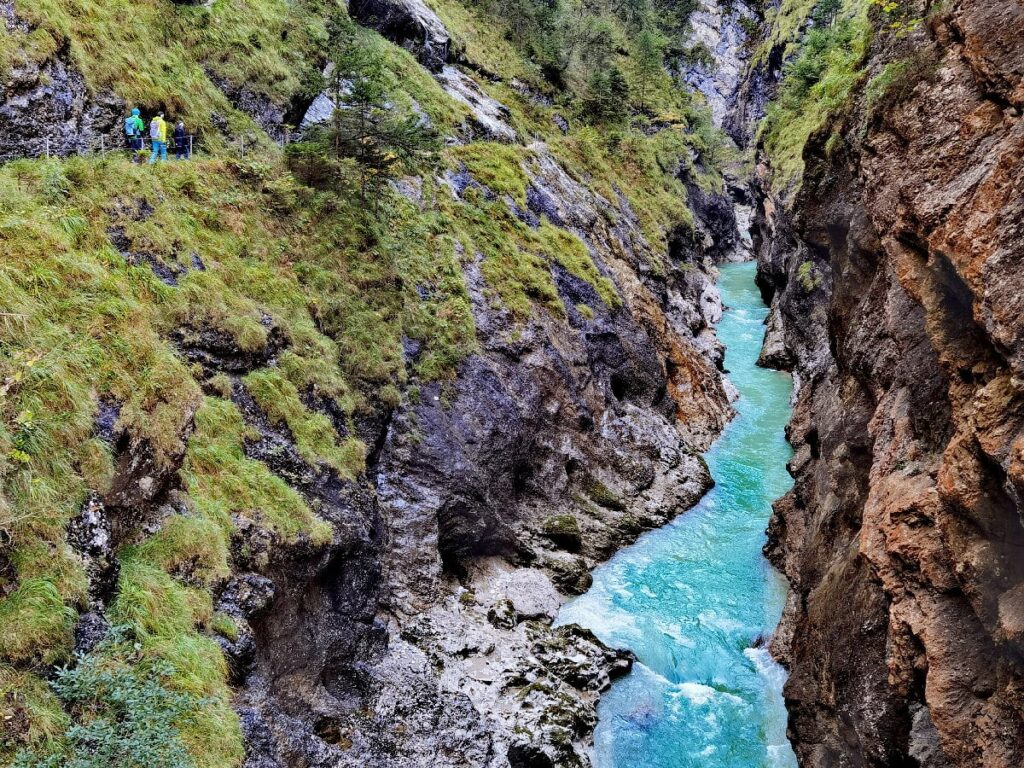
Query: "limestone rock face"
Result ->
[[227, 133, 734, 765], [0, 4, 122, 161], [349, 0, 452, 72], [757, 2, 1024, 765], [681, 0, 758, 132]]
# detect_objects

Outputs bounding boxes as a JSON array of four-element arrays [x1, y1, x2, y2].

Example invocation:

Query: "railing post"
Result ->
[[189, 134, 193, 158]]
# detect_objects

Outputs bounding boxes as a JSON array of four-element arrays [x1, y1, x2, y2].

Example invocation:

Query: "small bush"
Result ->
[[14, 634, 205, 768], [865, 51, 939, 115]]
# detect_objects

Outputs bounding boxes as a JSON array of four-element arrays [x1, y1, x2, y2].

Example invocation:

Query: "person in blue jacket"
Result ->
[[123, 108, 144, 152]]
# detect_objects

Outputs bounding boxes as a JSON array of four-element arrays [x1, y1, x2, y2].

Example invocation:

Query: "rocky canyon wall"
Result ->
[[756, 1, 1024, 765]]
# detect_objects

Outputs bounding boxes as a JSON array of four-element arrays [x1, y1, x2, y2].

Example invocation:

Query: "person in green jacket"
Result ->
[[124, 108, 144, 152], [149, 113, 168, 164]]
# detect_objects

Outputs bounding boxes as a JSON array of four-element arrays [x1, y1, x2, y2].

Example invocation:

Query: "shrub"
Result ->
[[865, 50, 939, 115], [759, 9, 872, 191], [14, 633, 205, 768]]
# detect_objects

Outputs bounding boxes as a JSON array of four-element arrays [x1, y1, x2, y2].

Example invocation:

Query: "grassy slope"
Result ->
[[757, 0, 874, 193], [0, 1, 727, 765], [1, 0, 338, 144]]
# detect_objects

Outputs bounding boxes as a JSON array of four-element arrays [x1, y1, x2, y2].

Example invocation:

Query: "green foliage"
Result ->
[[797, 260, 822, 290], [868, 0, 922, 36], [288, 19, 439, 198], [812, 0, 844, 24], [864, 51, 938, 113], [759, 1, 871, 192], [184, 396, 332, 546], [244, 368, 367, 479], [581, 65, 631, 125], [583, 476, 625, 511], [4, 0, 336, 146], [0, 578, 79, 665], [0, 2, 730, 765], [441, 0, 699, 119], [13, 634, 206, 768]]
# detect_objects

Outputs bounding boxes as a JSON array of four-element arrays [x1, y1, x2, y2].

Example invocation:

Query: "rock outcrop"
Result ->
[[756, 1, 1024, 765], [0, 3, 122, 161], [681, 0, 758, 135], [349, 0, 452, 72], [229, 135, 733, 764]]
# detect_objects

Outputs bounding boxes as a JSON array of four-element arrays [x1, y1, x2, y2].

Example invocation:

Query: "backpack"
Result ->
[[150, 119, 162, 140], [124, 116, 137, 137]]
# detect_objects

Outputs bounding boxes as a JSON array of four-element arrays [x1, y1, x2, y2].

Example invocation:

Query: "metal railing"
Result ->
[[10, 126, 301, 165], [39, 133, 203, 160]]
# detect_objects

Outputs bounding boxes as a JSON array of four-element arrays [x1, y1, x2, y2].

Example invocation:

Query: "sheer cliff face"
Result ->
[[240, 151, 734, 768], [757, 1, 1024, 766]]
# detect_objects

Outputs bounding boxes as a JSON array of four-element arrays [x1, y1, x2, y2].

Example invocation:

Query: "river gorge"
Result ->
[[560, 262, 796, 767]]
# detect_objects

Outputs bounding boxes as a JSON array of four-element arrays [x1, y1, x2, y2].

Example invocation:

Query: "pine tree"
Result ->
[[290, 22, 438, 200], [634, 25, 666, 112]]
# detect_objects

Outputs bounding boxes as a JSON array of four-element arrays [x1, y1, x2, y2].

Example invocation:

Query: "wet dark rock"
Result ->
[[107, 224, 206, 286], [73, 611, 110, 656], [548, 558, 593, 595], [445, 166, 496, 200], [218, 573, 277, 621], [207, 71, 289, 141], [507, 196, 540, 228], [0, 12, 122, 161], [757, 3, 1024, 765], [540, 514, 582, 552], [533, 624, 634, 692], [94, 396, 122, 445], [171, 322, 288, 379], [67, 494, 119, 607], [526, 184, 564, 227], [684, 179, 740, 263], [401, 336, 423, 363], [217, 630, 258, 685], [239, 707, 287, 768], [349, 0, 451, 72]]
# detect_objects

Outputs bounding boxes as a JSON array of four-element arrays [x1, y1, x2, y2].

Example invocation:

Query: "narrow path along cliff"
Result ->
[[559, 262, 797, 767]]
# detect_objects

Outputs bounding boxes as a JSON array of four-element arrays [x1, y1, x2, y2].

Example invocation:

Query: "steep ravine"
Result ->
[[235, 157, 735, 767], [754, 1, 1024, 766]]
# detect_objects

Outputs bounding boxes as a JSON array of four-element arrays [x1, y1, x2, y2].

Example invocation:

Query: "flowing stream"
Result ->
[[557, 262, 798, 767]]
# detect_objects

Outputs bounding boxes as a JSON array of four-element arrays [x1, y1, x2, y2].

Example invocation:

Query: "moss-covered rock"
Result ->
[[540, 514, 582, 552]]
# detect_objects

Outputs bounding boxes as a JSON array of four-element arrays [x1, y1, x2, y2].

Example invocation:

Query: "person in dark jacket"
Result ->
[[173, 121, 190, 160]]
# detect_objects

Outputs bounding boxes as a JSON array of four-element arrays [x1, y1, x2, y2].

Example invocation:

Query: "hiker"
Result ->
[[149, 113, 168, 164], [124, 108, 144, 153], [173, 121, 190, 160]]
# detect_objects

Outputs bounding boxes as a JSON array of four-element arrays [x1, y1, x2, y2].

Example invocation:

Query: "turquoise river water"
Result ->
[[557, 262, 798, 768]]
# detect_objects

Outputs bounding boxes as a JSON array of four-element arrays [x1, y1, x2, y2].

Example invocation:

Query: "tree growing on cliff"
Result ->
[[633, 25, 667, 112], [287, 21, 438, 201], [581, 65, 630, 124]]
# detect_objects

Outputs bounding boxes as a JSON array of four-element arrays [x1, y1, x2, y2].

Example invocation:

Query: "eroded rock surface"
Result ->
[[230, 139, 731, 766], [756, 2, 1024, 765], [0, 4, 122, 161]]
